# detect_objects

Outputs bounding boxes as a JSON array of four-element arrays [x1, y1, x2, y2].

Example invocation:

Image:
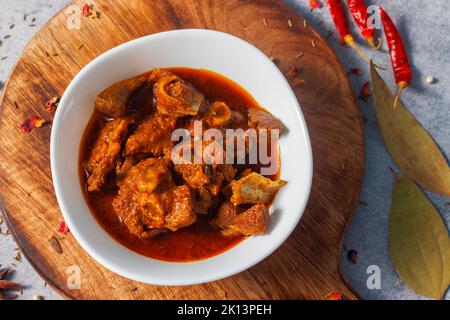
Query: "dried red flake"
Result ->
[[20, 115, 46, 133], [45, 96, 59, 112], [349, 67, 361, 76], [358, 81, 371, 102], [324, 292, 343, 300], [58, 220, 70, 235], [309, 0, 323, 10], [82, 4, 91, 17]]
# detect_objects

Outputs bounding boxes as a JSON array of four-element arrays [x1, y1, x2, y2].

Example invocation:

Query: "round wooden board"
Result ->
[[0, 0, 364, 300]]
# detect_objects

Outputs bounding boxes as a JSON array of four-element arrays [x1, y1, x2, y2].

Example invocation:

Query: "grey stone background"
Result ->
[[0, 0, 448, 300]]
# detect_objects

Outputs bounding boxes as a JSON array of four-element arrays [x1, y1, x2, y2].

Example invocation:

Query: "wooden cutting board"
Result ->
[[0, 0, 364, 300]]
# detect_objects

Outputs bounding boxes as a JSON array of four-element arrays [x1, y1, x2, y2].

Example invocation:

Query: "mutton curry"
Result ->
[[79, 67, 286, 262]]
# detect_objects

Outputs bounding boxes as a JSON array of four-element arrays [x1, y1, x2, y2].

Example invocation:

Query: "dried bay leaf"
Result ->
[[370, 62, 450, 196], [390, 173, 450, 299]]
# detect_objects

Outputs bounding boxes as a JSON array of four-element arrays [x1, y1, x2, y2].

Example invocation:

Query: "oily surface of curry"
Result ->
[[79, 67, 285, 262]]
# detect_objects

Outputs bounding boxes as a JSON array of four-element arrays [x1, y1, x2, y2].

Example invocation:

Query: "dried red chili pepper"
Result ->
[[347, 0, 381, 50], [380, 7, 412, 108], [325, 0, 370, 62]]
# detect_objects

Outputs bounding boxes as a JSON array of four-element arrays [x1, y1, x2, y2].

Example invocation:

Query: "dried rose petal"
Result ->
[[58, 220, 70, 235], [358, 81, 371, 102], [309, 0, 323, 10], [324, 292, 343, 300], [349, 67, 361, 76], [45, 96, 59, 112], [20, 115, 46, 133], [82, 4, 91, 17]]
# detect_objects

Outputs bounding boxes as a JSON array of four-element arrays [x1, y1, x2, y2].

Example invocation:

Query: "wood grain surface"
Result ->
[[0, 0, 364, 300]]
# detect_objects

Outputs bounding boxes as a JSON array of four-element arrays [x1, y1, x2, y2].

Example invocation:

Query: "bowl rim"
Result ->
[[50, 29, 313, 285]]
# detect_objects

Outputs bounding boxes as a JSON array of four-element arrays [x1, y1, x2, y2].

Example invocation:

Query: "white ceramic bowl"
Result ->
[[51, 29, 312, 285]]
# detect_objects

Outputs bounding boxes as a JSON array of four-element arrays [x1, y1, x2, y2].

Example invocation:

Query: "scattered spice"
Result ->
[[309, 0, 323, 10], [303, 19, 307, 29], [82, 4, 100, 19], [131, 287, 138, 292], [358, 81, 371, 102], [295, 52, 304, 59], [78, 44, 85, 50], [290, 79, 306, 89], [287, 19, 293, 28], [0, 280, 20, 290], [0, 56, 7, 61], [262, 18, 268, 27], [20, 115, 46, 133], [58, 220, 70, 234], [29, 24, 37, 27], [285, 64, 299, 77], [32, 294, 44, 300], [0, 40, 3, 47], [0, 268, 12, 280], [380, 7, 412, 108], [44, 51, 50, 57], [49, 235, 62, 254], [348, 67, 361, 76], [311, 39, 316, 47], [23, 13, 28, 21], [324, 292, 343, 300], [13, 101, 19, 109], [3, 35, 11, 40], [31, 17, 36, 23], [14, 251, 21, 262], [347, 249, 358, 264], [9, 24, 15, 30], [45, 96, 60, 112], [425, 76, 435, 85], [358, 200, 368, 206]]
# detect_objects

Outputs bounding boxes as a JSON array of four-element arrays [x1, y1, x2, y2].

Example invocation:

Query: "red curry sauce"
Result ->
[[79, 68, 277, 262]]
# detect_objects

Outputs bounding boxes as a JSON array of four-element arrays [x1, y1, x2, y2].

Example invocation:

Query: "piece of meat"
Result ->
[[148, 68, 175, 83], [95, 75, 148, 118], [193, 188, 214, 215], [124, 113, 177, 156], [230, 172, 286, 205], [222, 204, 269, 237], [154, 72, 204, 117], [203, 101, 232, 128], [113, 158, 173, 236], [113, 158, 197, 238], [175, 163, 236, 196], [165, 185, 197, 231], [211, 201, 237, 229], [248, 108, 284, 133], [86, 116, 135, 192]]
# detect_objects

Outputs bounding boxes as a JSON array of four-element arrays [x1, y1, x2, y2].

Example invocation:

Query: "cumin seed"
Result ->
[[288, 19, 293, 28], [262, 18, 268, 27]]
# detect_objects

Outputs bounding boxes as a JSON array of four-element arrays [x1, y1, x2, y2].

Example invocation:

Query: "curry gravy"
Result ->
[[79, 68, 279, 262]]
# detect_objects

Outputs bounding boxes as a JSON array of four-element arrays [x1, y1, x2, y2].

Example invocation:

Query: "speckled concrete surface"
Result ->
[[0, 0, 448, 300]]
